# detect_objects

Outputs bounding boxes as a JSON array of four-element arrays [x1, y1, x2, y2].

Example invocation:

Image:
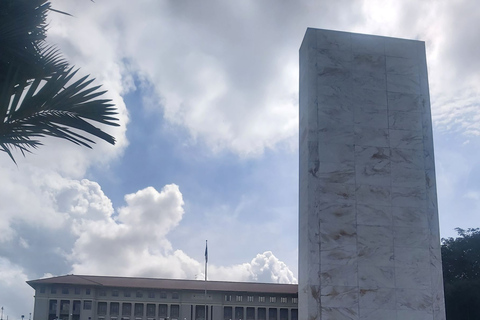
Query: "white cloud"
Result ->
[[0, 258, 34, 319], [47, 0, 480, 158], [209, 251, 297, 284], [69, 184, 184, 275], [68, 184, 296, 284]]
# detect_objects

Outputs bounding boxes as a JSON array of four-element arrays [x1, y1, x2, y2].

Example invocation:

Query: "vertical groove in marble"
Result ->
[[300, 28, 445, 320]]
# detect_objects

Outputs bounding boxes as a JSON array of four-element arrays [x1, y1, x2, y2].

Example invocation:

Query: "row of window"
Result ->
[[225, 295, 297, 304], [42, 287, 89, 295], [98, 290, 179, 299], [42, 286, 298, 305], [49, 300, 180, 318], [223, 306, 298, 320], [96, 302, 178, 317], [49, 300, 298, 320], [41, 286, 179, 299]]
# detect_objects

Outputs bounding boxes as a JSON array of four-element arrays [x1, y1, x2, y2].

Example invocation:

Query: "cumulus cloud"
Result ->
[[210, 251, 297, 284], [69, 184, 186, 276], [0, 162, 116, 276], [68, 185, 296, 284], [0, 258, 34, 319]]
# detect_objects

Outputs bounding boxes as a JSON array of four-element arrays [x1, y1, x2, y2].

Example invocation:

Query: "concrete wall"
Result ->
[[299, 28, 445, 320]]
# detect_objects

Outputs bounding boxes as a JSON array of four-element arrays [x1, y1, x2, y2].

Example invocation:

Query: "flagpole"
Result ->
[[204, 240, 208, 320]]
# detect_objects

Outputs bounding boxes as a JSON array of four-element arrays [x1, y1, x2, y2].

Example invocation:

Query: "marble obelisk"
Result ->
[[299, 28, 445, 320]]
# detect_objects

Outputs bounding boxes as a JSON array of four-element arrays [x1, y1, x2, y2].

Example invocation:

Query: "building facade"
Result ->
[[27, 275, 298, 320]]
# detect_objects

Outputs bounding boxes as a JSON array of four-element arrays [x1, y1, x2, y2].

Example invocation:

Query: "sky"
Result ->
[[2, 0, 480, 318]]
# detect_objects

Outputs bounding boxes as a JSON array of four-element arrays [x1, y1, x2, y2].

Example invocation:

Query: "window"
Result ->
[[97, 302, 107, 315], [159, 304, 167, 317], [60, 300, 70, 314], [235, 307, 244, 320], [99, 290, 107, 297], [83, 301, 92, 310], [110, 302, 120, 316], [196, 305, 207, 320], [280, 297, 287, 303], [269, 308, 277, 320], [292, 297, 298, 304], [124, 291, 131, 297], [112, 290, 119, 297], [40, 286, 46, 294], [246, 307, 255, 320], [148, 291, 155, 299], [51, 287, 57, 294], [74, 287, 81, 295], [146, 304, 156, 317], [291, 309, 298, 320], [236, 295, 243, 302], [136, 291, 143, 298], [49, 300, 57, 313], [257, 308, 266, 320], [160, 291, 167, 299], [122, 303, 132, 316], [172, 292, 179, 299], [223, 306, 232, 320], [280, 308, 288, 320], [73, 300, 81, 314], [62, 287, 69, 294], [86, 288, 91, 295], [269, 297, 277, 303], [134, 303, 144, 317], [247, 296, 254, 302], [259, 296, 265, 302], [225, 295, 232, 302], [171, 305, 179, 318]]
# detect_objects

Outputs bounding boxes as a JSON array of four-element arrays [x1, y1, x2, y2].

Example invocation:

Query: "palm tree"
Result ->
[[0, 0, 119, 163]]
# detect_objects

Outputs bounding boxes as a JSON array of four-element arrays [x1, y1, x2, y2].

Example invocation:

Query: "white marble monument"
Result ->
[[299, 28, 445, 320]]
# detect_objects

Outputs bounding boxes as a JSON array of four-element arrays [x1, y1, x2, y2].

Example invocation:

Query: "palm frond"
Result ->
[[0, 67, 119, 152], [0, 0, 120, 162]]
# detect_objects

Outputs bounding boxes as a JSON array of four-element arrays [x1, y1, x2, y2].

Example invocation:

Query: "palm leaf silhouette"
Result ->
[[0, 0, 119, 163]]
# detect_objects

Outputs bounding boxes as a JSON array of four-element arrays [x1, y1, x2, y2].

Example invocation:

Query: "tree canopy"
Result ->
[[0, 0, 119, 163], [442, 228, 480, 320]]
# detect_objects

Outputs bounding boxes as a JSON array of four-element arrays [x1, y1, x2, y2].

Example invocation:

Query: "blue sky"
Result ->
[[1, 0, 480, 318]]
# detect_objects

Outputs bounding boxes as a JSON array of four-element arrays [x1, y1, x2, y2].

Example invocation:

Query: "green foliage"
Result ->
[[0, 0, 119, 163], [442, 228, 480, 320]]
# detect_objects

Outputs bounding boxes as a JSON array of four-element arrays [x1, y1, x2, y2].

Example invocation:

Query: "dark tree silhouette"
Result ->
[[442, 228, 480, 320], [0, 0, 119, 163]]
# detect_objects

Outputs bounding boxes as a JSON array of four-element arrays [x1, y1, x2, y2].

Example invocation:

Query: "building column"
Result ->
[[68, 300, 72, 320], [56, 299, 60, 319]]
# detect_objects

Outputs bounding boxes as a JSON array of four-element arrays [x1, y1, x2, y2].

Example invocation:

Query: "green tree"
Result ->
[[442, 228, 480, 320], [0, 0, 119, 163]]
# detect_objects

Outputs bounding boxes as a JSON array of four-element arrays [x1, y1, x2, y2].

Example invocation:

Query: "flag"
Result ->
[[205, 240, 208, 263]]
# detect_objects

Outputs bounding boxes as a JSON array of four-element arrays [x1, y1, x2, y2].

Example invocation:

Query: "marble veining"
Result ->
[[357, 204, 392, 226], [359, 287, 396, 309], [352, 53, 386, 73], [387, 73, 421, 94], [300, 28, 445, 320], [354, 105, 389, 128], [316, 48, 353, 69], [387, 92, 423, 112], [386, 56, 419, 75], [388, 110, 422, 131], [358, 264, 395, 288], [354, 127, 390, 147]]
